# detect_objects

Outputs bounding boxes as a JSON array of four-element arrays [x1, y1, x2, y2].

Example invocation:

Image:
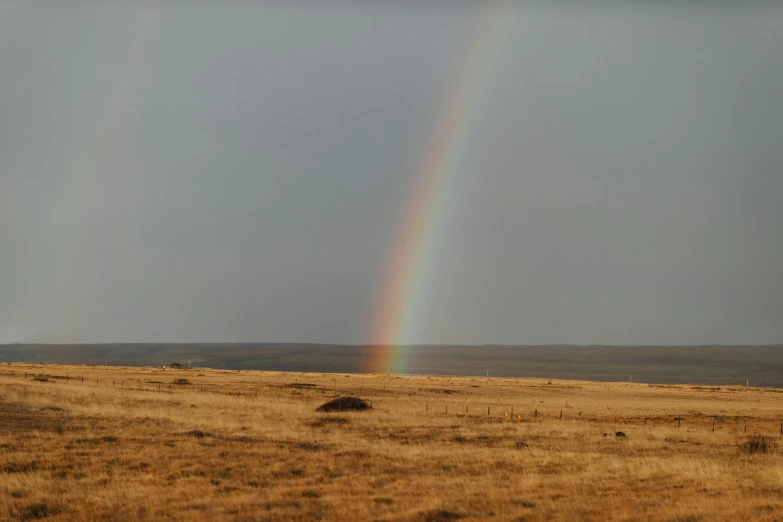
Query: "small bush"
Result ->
[[18, 503, 60, 521], [185, 430, 213, 438], [4, 462, 38, 473], [425, 388, 458, 395], [738, 435, 778, 455], [316, 397, 371, 412], [172, 378, 192, 385], [421, 510, 463, 522]]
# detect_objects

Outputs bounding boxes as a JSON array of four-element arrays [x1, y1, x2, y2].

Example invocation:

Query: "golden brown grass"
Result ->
[[1, 363, 782, 521]]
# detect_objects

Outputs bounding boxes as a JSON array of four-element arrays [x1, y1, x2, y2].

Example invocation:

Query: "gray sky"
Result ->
[[1, 1, 781, 345]]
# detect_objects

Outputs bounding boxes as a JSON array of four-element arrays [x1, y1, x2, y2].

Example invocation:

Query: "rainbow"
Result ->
[[366, 2, 516, 373]]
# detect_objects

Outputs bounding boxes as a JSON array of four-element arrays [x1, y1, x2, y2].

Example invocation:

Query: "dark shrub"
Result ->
[[739, 435, 778, 455], [421, 510, 463, 522], [316, 397, 370, 412], [185, 430, 213, 438], [18, 503, 60, 521]]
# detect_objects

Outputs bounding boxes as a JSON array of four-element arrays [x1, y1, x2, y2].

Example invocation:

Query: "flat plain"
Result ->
[[1, 363, 782, 521]]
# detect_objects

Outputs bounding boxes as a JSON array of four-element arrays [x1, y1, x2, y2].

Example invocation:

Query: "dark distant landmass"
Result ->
[[1, 344, 782, 387]]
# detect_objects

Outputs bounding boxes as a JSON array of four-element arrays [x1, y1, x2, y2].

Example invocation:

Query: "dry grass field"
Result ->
[[1, 363, 782, 521]]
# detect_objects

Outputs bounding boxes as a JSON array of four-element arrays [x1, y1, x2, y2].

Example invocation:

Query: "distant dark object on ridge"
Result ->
[[169, 362, 183, 368], [316, 397, 371, 412], [616, 432, 626, 438]]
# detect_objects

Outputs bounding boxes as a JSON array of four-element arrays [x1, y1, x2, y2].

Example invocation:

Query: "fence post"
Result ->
[[488, 406, 490, 416], [712, 416, 715, 432], [426, 403, 428, 413], [744, 420, 747, 433], [559, 410, 563, 420]]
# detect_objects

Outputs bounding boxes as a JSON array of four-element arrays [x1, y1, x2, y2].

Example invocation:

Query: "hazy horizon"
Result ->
[[3, 342, 782, 348], [2, 1, 782, 346]]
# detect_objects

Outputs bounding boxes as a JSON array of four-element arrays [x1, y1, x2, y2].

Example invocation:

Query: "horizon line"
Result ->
[[3, 342, 781, 347]]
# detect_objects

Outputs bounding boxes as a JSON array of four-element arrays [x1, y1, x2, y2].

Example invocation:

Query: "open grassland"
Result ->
[[1, 363, 782, 521]]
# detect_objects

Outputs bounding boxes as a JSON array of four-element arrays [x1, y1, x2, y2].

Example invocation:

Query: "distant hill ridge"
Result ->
[[1, 343, 781, 387]]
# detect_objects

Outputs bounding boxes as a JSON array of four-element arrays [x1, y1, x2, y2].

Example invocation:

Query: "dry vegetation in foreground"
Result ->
[[1, 363, 782, 521]]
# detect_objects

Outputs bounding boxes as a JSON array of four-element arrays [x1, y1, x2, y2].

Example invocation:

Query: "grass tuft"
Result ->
[[738, 435, 778, 455], [18, 503, 60, 521], [185, 430, 213, 438], [421, 510, 463, 522]]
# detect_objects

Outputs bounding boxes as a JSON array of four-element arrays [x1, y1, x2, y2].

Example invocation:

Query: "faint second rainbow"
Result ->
[[40, 2, 163, 338], [366, 2, 516, 373]]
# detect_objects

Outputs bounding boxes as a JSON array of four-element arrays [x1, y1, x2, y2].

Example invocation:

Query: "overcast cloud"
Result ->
[[1, 1, 781, 344]]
